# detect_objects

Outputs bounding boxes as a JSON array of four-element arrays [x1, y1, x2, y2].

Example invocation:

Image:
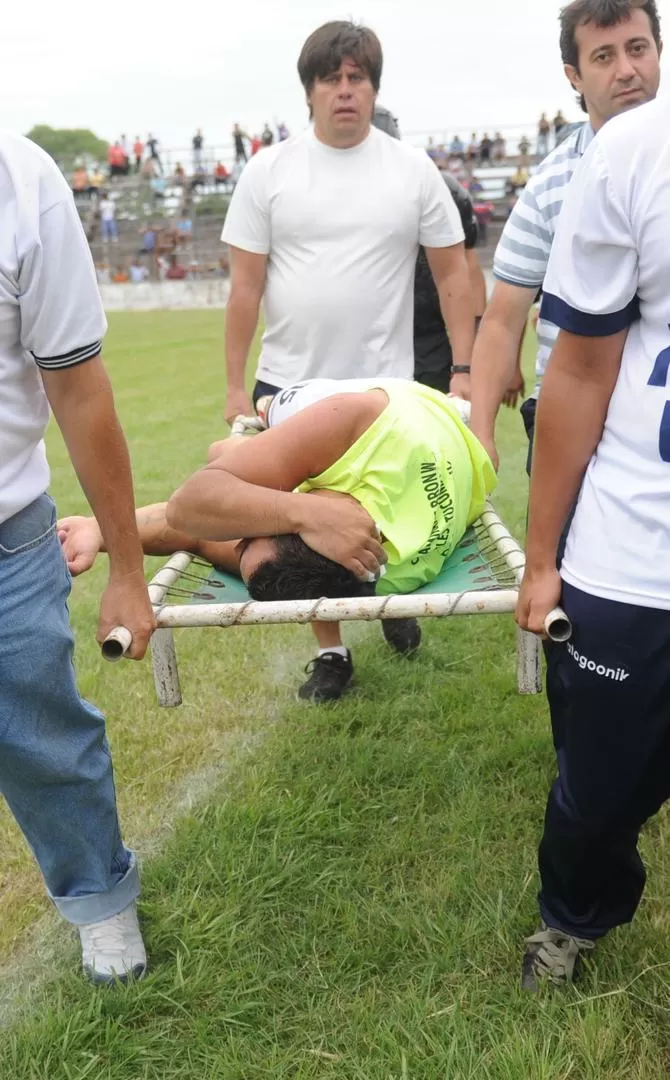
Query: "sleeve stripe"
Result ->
[[33, 340, 102, 370], [540, 294, 639, 336], [493, 263, 545, 288]]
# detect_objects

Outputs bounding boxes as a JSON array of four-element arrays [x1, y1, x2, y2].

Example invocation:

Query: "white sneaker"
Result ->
[[79, 901, 147, 985]]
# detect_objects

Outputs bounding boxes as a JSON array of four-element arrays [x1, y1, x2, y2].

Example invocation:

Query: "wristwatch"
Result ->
[[452, 365, 471, 374]]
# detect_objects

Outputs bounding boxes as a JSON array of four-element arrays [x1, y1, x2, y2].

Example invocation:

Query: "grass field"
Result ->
[[2, 310, 670, 1078]]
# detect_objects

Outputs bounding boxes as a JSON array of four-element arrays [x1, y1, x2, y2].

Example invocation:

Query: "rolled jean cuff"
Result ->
[[49, 851, 140, 926]]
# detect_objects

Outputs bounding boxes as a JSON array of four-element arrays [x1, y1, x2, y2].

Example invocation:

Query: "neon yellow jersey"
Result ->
[[298, 381, 497, 595]]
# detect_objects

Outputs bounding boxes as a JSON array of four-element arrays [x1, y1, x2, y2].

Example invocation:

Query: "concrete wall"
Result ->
[[100, 279, 230, 312]]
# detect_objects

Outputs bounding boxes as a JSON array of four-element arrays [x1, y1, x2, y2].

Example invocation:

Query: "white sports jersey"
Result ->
[[222, 126, 464, 389], [541, 96, 670, 609]]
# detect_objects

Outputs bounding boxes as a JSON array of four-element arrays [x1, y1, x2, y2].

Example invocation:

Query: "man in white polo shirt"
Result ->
[[0, 131, 155, 983], [470, 0, 662, 471], [516, 93, 670, 988]]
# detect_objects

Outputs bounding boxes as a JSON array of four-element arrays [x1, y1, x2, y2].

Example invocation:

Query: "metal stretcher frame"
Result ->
[[146, 504, 543, 707]]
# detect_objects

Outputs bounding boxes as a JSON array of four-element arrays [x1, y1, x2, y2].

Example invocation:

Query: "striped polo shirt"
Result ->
[[493, 123, 594, 397]]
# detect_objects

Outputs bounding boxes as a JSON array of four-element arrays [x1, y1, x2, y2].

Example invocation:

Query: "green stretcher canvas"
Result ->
[[188, 527, 500, 606]]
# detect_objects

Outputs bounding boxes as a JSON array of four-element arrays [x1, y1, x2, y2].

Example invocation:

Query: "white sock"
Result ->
[[318, 646, 349, 659]]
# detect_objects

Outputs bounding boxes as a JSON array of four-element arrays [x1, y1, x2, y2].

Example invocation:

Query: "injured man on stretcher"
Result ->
[[59, 378, 496, 702]]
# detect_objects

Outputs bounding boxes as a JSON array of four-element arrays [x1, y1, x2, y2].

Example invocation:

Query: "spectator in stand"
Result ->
[[508, 164, 529, 195], [537, 111, 551, 156], [71, 166, 89, 197], [214, 161, 230, 189], [96, 263, 111, 284], [165, 254, 186, 280], [140, 158, 157, 180], [426, 136, 438, 161], [138, 224, 157, 257], [112, 265, 129, 283], [479, 133, 493, 165], [133, 136, 143, 172], [190, 165, 207, 192], [467, 133, 479, 162], [176, 214, 193, 242], [277, 122, 290, 141], [493, 132, 506, 161], [192, 128, 204, 170], [518, 134, 531, 161], [146, 133, 162, 174], [107, 142, 127, 179], [233, 123, 248, 163], [553, 108, 567, 141], [99, 193, 118, 243], [174, 162, 186, 183], [151, 174, 166, 204], [129, 259, 149, 283], [449, 134, 465, 157], [261, 123, 274, 147], [250, 134, 262, 155]]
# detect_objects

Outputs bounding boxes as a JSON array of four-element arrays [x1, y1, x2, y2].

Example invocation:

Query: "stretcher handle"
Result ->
[[101, 626, 133, 662], [544, 607, 572, 643]]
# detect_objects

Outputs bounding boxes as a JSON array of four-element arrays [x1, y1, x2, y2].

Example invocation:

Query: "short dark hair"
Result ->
[[246, 533, 375, 604], [297, 21, 383, 95], [560, 0, 662, 111]]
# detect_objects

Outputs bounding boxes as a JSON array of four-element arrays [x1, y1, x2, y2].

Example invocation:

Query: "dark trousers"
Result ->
[[540, 582, 670, 939], [252, 379, 281, 408]]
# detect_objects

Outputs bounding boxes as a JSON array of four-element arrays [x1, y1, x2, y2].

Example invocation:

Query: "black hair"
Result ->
[[246, 533, 375, 603], [559, 0, 662, 111], [297, 21, 383, 96]]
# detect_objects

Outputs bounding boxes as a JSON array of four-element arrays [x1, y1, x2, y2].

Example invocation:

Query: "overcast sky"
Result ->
[[3, 0, 670, 152]]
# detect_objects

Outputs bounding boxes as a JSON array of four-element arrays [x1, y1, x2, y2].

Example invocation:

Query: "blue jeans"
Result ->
[[0, 494, 139, 925], [102, 219, 118, 241]]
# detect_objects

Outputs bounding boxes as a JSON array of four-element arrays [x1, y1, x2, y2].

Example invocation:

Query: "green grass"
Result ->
[[2, 311, 670, 1077]]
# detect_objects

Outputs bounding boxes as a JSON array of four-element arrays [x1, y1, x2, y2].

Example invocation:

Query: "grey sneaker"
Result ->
[[521, 922, 595, 991], [79, 901, 147, 986]]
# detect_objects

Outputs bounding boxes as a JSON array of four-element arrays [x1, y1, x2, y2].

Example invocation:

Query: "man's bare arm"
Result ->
[[469, 281, 537, 466], [425, 244, 475, 396], [42, 357, 155, 658], [466, 249, 487, 317], [167, 393, 386, 576], [516, 328, 626, 634], [224, 245, 267, 422]]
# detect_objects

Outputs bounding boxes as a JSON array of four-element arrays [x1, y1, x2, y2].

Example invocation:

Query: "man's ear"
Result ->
[[564, 63, 581, 95]]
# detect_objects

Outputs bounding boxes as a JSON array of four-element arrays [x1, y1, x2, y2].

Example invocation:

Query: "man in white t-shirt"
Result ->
[[221, 20, 472, 666], [99, 193, 118, 243], [516, 94, 670, 989], [221, 19, 472, 424], [0, 132, 155, 984]]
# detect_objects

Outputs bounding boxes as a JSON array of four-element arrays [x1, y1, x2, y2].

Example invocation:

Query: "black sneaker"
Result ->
[[521, 922, 596, 991], [298, 651, 354, 703], [381, 618, 422, 656]]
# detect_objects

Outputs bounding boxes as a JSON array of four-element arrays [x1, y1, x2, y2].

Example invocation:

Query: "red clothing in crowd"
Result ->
[[166, 263, 187, 280], [133, 140, 144, 158], [107, 144, 127, 167], [214, 162, 229, 179], [250, 137, 262, 155]]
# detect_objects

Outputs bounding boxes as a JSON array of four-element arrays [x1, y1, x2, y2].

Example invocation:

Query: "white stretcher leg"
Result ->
[[516, 626, 542, 695], [151, 628, 182, 707]]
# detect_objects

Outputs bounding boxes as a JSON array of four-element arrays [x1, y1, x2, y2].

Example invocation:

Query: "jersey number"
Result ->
[[648, 333, 670, 463]]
